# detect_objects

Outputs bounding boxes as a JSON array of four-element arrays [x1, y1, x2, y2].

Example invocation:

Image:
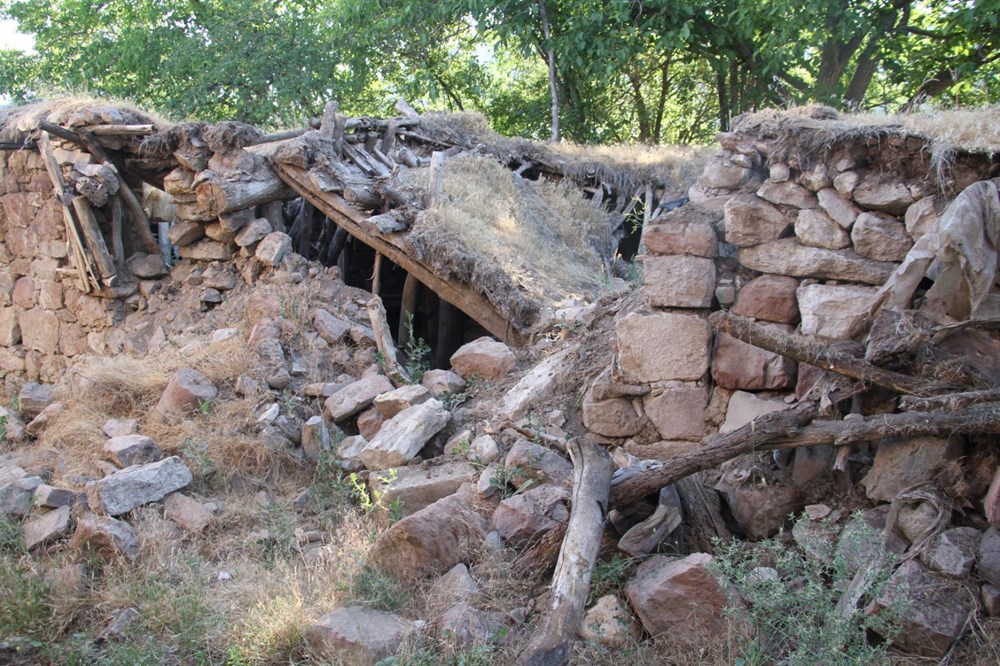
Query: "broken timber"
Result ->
[[272, 160, 530, 347]]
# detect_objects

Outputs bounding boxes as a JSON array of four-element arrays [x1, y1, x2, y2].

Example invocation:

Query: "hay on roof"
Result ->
[[0, 96, 165, 143]]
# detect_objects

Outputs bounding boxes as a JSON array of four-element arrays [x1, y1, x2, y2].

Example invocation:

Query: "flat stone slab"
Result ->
[[87, 456, 192, 516]]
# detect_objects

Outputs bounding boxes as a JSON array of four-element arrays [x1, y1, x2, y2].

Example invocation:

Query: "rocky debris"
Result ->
[[337, 435, 368, 471], [862, 436, 961, 503], [102, 418, 139, 438], [0, 464, 42, 516], [738, 239, 896, 285], [86, 456, 193, 516], [616, 313, 709, 383], [306, 606, 414, 665], [373, 384, 431, 420], [580, 594, 637, 647], [446, 434, 500, 465], [369, 459, 479, 517], [920, 527, 980, 578], [255, 231, 291, 267], [17, 381, 54, 419], [428, 563, 479, 609], [731, 274, 800, 324], [163, 492, 213, 532], [368, 488, 487, 581], [125, 253, 168, 279], [421, 369, 466, 397], [313, 308, 351, 343], [643, 255, 715, 309], [103, 435, 163, 467], [254, 337, 292, 389], [359, 399, 450, 470], [720, 391, 790, 434], [33, 483, 76, 508], [155, 368, 218, 416], [301, 415, 333, 462], [503, 439, 573, 489], [24, 505, 72, 550], [980, 527, 1000, 587], [450, 337, 516, 380], [644, 386, 707, 441], [624, 553, 729, 643], [870, 559, 975, 657], [325, 374, 394, 421], [851, 211, 912, 262], [492, 484, 570, 546], [723, 194, 791, 246], [0, 407, 26, 443], [71, 513, 140, 561], [497, 346, 575, 420], [436, 601, 503, 646], [797, 283, 878, 339]]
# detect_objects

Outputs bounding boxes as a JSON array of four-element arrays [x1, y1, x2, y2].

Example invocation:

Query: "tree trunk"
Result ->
[[538, 0, 560, 143]]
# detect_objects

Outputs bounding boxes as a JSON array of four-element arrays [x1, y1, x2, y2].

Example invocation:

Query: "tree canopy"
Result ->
[[1, 0, 997, 143]]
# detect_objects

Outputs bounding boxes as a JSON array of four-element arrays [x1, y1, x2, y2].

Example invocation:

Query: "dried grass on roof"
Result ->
[[0, 95, 169, 142], [399, 153, 614, 327], [419, 110, 711, 196]]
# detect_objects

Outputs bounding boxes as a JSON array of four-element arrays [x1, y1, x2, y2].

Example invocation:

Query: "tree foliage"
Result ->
[[1, 0, 996, 141]]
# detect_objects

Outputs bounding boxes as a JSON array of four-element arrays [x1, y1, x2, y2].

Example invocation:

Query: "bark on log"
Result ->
[[194, 163, 292, 216], [710, 310, 951, 395], [366, 296, 412, 386], [611, 400, 1000, 508], [71, 196, 116, 281], [516, 439, 613, 666]]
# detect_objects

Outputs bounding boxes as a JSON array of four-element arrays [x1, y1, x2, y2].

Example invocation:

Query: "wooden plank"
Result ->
[[273, 162, 528, 347], [88, 124, 155, 136], [71, 196, 117, 281]]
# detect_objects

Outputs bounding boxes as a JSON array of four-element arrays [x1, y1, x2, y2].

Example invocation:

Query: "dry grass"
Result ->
[[0, 94, 171, 142], [402, 153, 615, 323]]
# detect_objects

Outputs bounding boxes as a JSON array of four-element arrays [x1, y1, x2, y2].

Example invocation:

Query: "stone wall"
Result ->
[[0, 149, 128, 387], [585, 113, 998, 460]]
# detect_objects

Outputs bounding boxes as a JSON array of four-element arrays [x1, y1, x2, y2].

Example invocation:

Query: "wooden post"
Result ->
[[71, 196, 117, 282], [398, 272, 420, 348], [516, 439, 613, 666], [110, 194, 125, 268], [366, 296, 411, 387], [425, 151, 446, 207], [371, 251, 383, 296]]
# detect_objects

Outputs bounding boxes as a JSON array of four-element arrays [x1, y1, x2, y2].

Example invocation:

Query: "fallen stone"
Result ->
[[301, 416, 333, 462], [102, 418, 138, 438], [816, 187, 860, 227], [125, 253, 168, 279], [795, 208, 851, 249], [738, 239, 896, 285], [871, 559, 975, 657], [163, 492, 213, 532], [368, 488, 488, 580], [791, 445, 835, 488], [462, 435, 500, 465], [32, 483, 75, 508], [851, 211, 912, 262], [234, 218, 272, 247], [155, 368, 218, 416], [583, 394, 645, 438], [17, 382, 54, 420], [791, 512, 839, 562], [493, 484, 570, 546], [87, 456, 193, 516], [428, 563, 479, 609], [421, 369, 466, 397], [731, 274, 800, 324], [313, 308, 351, 343], [920, 527, 980, 578], [862, 436, 961, 503], [712, 324, 797, 390], [643, 255, 716, 309], [373, 384, 431, 420], [369, 460, 479, 516], [255, 231, 291, 267], [504, 439, 573, 489], [436, 601, 503, 646], [337, 435, 368, 471], [325, 374, 394, 422], [723, 194, 791, 246], [797, 283, 879, 339], [720, 391, 790, 434], [757, 180, 818, 209], [642, 217, 717, 257], [0, 464, 41, 516], [24, 505, 72, 550], [853, 178, 919, 214], [359, 399, 450, 470], [103, 435, 163, 468], [644, 386, 706, 441], [71, 513, 139, 561], [497, 346, 575, 420], [580, 594, 637, 647], [306, 606, 413, 665], [624, 553, 728, 642], [355, 408, 383, 440], [717, 468, 804, 539], [617, 313, 709, 383], [980, 527, 1000, 587], [450, 337, 516, 380]]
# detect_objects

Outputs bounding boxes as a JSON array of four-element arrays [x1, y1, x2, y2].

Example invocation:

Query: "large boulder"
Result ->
[[450, 337, 516, 380], [24, 505, 72, 550], [642, 216, 717, 257], [503, 440, 573, 489], [0, 464, 42, 516], [862, 436, 961, 503], [624, 553, 729, 642], [497, 347, 575, 420], [492, 484, 570, 546], [369, 460, 479, 517], [582, 394, 645, 438], [851, 212, 912, 262], [795, 208, 851, 249], [306, 606, 414, 665], [359, 399, 450, 470], [324, 374, 394, 422], [368, 488, 488, 581]]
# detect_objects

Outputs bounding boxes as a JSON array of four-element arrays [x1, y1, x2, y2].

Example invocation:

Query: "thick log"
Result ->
[[709, 310, 951, 396], [194, 163, 292, 216], [517, 439, 613, 666], [71, 196, 116, 281], [89, 124, 155, 136], [900, 388, 1000, 412]]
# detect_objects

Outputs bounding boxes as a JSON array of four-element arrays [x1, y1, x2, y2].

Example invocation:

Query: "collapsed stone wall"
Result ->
[[584, 111, 999, 523], [0, 149, 128, 386]]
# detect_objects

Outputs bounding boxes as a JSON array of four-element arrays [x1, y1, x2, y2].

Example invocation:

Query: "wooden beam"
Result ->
[[273, 162, 529, 347], [71, 196, 117, 281]]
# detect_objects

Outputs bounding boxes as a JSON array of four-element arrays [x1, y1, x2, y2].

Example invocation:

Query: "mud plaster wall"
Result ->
[[586, 125, 999, 458], [0, 149, 127, 389]]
